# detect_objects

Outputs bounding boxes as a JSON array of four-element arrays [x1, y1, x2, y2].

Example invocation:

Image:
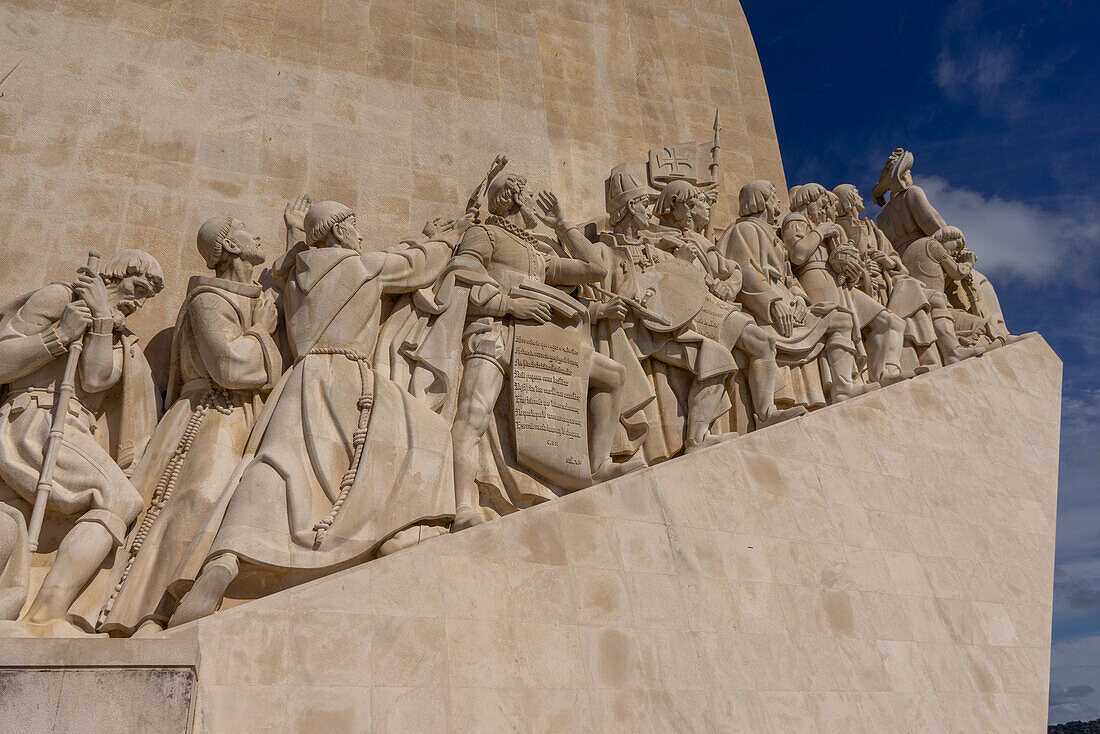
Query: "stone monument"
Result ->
[[0, 1, 1059, 732]]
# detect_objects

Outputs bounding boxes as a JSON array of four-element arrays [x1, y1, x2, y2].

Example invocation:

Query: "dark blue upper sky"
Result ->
[[741, 0, 1100, 724]]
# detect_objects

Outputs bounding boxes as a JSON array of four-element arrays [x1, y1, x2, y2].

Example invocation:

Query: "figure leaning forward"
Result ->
[[0, 250, 162, 636], [169, 200, 456, 627]]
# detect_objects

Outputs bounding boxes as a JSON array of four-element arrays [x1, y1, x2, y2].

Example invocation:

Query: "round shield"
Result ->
[[634, 257, 707, 332]]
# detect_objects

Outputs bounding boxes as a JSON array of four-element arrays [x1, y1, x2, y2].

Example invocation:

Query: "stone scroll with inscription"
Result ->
[[509, 281, 595, 491]]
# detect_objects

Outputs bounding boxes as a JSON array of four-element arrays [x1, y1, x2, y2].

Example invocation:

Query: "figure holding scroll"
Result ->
[[446, 173, 644, 531]]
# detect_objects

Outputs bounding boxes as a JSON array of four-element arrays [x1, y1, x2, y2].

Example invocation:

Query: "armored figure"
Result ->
[[784, 183, 910, 386], [90, 215, 284, 637], [592, 169, 739, 462], [651, 179, 806, 429], [446, 173, 644, 531], [0, 250, 162, 636], [169, 200, 456, 627]]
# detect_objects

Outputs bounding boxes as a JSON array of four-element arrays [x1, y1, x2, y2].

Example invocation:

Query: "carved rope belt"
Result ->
[[98, 386, 234, 626], [306, 346, 375, 548]]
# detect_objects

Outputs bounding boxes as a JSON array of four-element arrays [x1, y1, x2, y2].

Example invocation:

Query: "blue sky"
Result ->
[[741, 0, 1100, 724]]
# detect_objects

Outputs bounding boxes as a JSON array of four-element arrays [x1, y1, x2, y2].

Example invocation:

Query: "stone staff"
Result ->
[[26, 250, 100, 552]]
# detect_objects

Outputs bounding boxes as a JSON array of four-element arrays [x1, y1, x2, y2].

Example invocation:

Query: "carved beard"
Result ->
[[516, 201, 540, 230]]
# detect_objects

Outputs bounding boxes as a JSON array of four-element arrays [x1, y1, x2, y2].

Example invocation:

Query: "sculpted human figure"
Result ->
[[784, 183, 910, 386], [448, 172, 642, 531], [898, 227, 986, 364], [89, 214, 284, 637], [832, 184, 940, 371], [715, 180, 872, 405], [591, 168, 737, 462], [651, 179, 806, 429], [0, 250, 162, 636], [872, 148, 1014, 344], [169, 200, 456, 627]]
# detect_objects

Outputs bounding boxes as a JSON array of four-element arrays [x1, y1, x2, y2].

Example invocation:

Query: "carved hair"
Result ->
[[738, 180, 775, 217], [789, 183, 827, 213], [196, 216, 234, 269], [304, 201, 355, 246], [653, 179, 701, 218], [871, 148, 914, 206], [101, 249, 165, 292], [487, 173, 527, 216], [832, 184, 862, 216]]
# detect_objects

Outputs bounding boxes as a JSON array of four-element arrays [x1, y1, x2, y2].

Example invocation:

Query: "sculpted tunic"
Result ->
[[203, 244, 455, 583], [0, 284, 156, 622], [93, 277, 281, 634], [717, 218, 851, 409]]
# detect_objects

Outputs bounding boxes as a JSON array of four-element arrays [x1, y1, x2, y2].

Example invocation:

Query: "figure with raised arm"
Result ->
[[446, 172, 645, 531], [169, 200, 456, 627]]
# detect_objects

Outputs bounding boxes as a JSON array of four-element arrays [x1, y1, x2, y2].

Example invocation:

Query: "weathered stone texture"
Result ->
[[161, 336, 1061, 733], [0, 0, 784, 377], [0, 639, 198, 734]]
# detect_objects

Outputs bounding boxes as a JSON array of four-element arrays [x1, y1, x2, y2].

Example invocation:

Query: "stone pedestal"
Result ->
[[0, 639, 198, 734], [154, 336, 1060, 734]]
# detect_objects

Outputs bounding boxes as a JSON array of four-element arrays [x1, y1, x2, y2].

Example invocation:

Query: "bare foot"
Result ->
[[0, 618, 102, 638]]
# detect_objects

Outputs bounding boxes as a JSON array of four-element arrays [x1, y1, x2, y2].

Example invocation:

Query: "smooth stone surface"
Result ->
[[161, 336, 1061, 734], [0, 639, 198, 734], [0, 0, 786, 373]]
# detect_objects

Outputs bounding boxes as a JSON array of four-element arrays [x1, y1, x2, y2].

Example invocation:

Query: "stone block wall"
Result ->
[[0, 0, 784, 377], [162, 336, 1061, 733]]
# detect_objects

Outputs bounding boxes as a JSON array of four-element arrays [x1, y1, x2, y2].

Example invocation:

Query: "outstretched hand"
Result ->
[[534, 190, 566, 229], [284, 194, 311, 233]]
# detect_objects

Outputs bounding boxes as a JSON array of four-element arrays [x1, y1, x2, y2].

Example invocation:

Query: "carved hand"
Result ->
[[509, 297, 553, 323], [791, 297, 808, 324], [57, 299, 93, 344], [534, 190, 567, 230], [73, 268, 111, 319], [596, 296, 628, 323], [255, 295, 280, 334], [770, 300, 795, 338], [284, 194, 311, 233], [708, 279, 735, 302]]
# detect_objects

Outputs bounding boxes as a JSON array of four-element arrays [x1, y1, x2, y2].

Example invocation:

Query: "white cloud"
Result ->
[[916, 175, 1100, 282]]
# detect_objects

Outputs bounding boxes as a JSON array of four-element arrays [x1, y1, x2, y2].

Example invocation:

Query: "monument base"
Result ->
[[2, 337, 1057, 733], [0, 639, 197, 734]]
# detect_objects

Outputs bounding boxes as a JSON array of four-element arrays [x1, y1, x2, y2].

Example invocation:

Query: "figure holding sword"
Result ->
[[0, 249, 162, 635]]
